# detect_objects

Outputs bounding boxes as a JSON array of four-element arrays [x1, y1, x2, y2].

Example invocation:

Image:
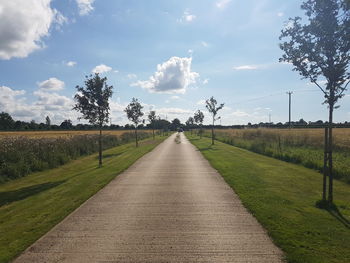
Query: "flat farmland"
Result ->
[[0, 130, 152, 182], [0, 129, 150, 138], [203, 128, 350, 183]]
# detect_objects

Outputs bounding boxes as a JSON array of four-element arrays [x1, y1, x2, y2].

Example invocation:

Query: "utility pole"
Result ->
[[287, 91, 293, 128]]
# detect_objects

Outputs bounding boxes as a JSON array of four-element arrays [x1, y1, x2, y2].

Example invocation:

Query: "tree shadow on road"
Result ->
[[0, 180, 66, 207]]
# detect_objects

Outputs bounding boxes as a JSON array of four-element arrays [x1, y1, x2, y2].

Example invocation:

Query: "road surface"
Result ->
[[15, 133, 283, 262]]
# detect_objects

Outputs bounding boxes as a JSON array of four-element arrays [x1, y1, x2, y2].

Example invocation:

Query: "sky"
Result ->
[[0, 0, 349, 126]]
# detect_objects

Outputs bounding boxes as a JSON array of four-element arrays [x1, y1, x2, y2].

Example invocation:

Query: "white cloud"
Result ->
[[76, 0, 95, 16], [203, 78, 209, 85], [157, 107, 193, 115], [66, 61, 77, 67], [127, 73, 137, 79], [201, 41, 209, 47], [38, 77, 65, 91], [216, 0, 232, 9], [233, 65, 259, 70], [188, 49, 194, 55], [197, 99, 206, 105], [231, 110, 250, 117], [34, 90, 72, 108], [0, 0, 65, 60], [0, 85, 76, 123], [178, 10, 196, 23], [54, 9, 68, 26], [92, 64, 112, 74], [131, 56, 199, 94], [170, 96, 180, 100], [277, 12, 284, 17]]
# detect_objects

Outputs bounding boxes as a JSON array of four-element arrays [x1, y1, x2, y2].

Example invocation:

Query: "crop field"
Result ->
[[0, 130, 153, 183], [0, 129, 151, 138], [202, 128, 350, 183]]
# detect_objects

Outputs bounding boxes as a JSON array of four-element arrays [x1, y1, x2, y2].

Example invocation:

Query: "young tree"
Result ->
[[45, 116, 51, 129], [73, 73, 113, 167], [185, 117, 195, 134], [193, 110, 204, 138], [206, 97, 224, 145], [148, 110, 157, 139], [279, 0, 350, 203], [125, 98, 144, 147]]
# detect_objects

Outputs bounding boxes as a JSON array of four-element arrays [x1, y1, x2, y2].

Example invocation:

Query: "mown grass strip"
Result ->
[[188, 134, 350, 263], [0, 136, 166, 263]]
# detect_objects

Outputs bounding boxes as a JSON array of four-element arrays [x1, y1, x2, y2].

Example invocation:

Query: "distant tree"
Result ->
[[171, 118, 181, 131], [29, 120, 38, 130], [60, 119, 73, 129], [148, 110, 157, 139], [194, 110, 204, 138], [73, 73, 113, 167], [124, 98, 144, 147], [45, 116, 51, 129], [185, 117, 195, 134], [206, 97, 224, 145], [279, 0, 350, 203], [0, 112, 14, 130]]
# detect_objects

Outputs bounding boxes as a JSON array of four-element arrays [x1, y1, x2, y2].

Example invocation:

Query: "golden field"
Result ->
[[0, 130, 151, 138], [212, 128, 350, 149]]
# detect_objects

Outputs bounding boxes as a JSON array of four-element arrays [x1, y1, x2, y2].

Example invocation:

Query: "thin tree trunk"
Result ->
[[135, 126, 138, 147], [152, 126, 155, 140], [328, 104, 334, 203], [99, 126, 102, 167], [212, 117, 214, 145], [323, 127, 328, 201]]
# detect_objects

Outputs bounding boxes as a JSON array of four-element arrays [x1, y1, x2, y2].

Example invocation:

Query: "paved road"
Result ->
[[15, 133, 283, 262]]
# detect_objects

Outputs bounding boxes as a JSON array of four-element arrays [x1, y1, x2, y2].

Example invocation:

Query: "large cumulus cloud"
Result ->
[[132, 57, 199, 94]]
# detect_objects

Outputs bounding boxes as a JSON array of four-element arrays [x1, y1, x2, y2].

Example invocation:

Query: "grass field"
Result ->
[[0, 136, 166, 263], [0, 129, 151, 138], [188, 134, 350, 263], [203, 128, 350, 183]]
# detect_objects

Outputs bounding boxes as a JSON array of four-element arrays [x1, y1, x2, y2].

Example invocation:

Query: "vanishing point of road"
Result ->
[[15, 133, 284, 262]]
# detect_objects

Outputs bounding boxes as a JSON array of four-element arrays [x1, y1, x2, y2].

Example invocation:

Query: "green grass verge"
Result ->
[[187, 134, 350, 263], [0, 136, 166, 263]]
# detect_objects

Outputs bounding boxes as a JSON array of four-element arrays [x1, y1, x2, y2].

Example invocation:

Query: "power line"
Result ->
[[225, 89, 319, 107]]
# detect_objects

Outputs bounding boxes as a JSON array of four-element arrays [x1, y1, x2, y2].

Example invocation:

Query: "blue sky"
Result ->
[[0, 0, 349, 125]]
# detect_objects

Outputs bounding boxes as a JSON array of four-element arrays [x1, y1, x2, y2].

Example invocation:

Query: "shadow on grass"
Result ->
[[327, 207, 350, 229], [0, 180, 66, 207], [316, 200, 350, 229], [95, 152, 125, 160]]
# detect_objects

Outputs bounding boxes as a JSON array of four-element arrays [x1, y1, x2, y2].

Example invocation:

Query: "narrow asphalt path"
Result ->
[[15, 133, 283, 263]]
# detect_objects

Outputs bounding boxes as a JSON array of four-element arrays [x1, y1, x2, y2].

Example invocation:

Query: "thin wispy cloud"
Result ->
[[66, 61, 77, 67], [178, 9, 196, 23], [76, 0, 95, 16], [233, 65, 259, 70], [216, 0, 232, 9]]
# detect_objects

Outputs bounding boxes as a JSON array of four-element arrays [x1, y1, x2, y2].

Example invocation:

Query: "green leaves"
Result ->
[[124, 98, 144, 126], [279, 0, 349, 106], [73, 73, 113, 126]]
